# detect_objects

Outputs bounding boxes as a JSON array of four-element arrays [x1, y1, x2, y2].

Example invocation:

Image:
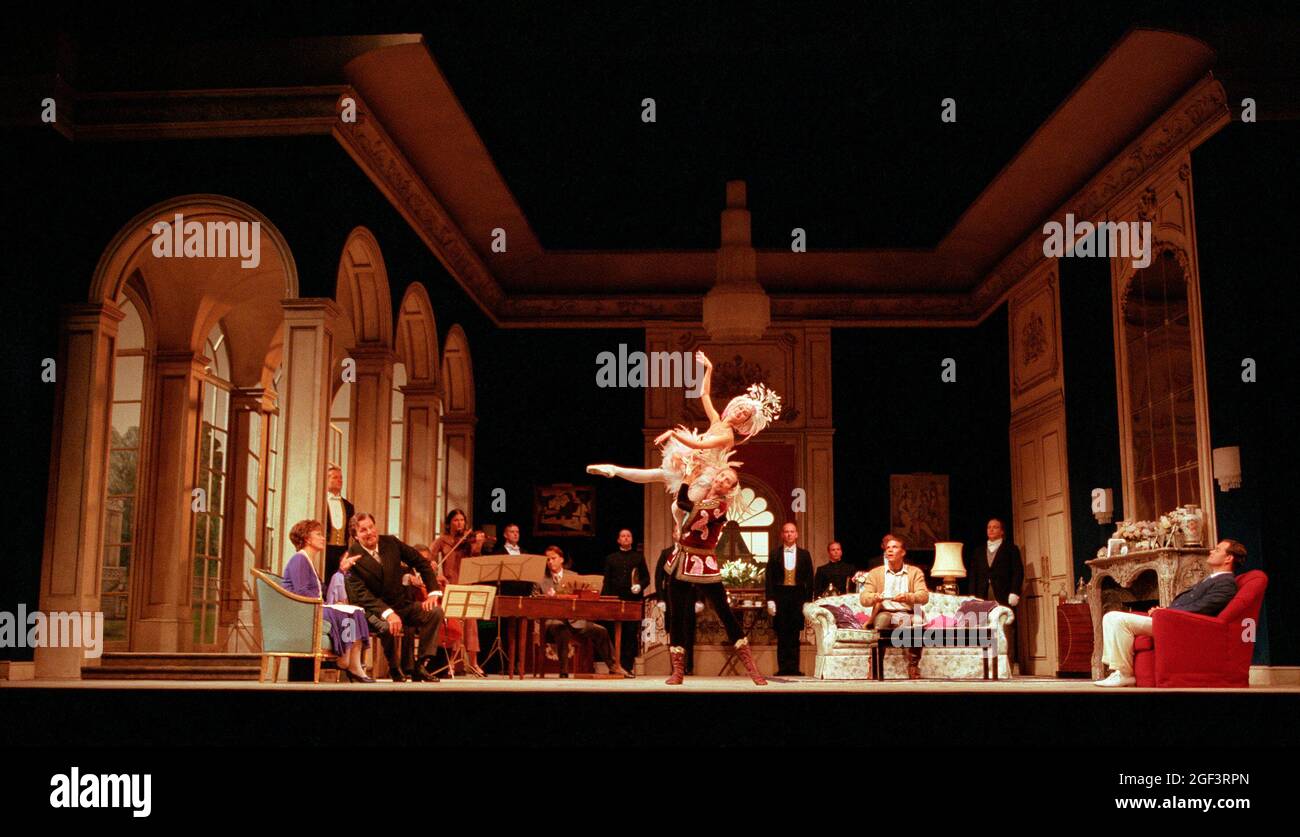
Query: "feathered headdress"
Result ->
[[724, 383, 782, 440]]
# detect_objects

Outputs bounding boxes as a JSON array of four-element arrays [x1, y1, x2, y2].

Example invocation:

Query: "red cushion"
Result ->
[[1133, 635, 1155, 651]]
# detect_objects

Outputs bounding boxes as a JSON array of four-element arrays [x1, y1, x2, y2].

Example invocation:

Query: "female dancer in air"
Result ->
[[587, 351, 780, 530]]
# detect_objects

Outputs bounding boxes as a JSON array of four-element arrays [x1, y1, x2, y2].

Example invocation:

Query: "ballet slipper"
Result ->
[[587, 464, 615, 478]]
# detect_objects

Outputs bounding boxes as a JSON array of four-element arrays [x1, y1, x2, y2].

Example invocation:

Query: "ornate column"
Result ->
[[345, 346, 394, 519], [275, 299, 339, 573], [36, 303, 124, 679], [219, 387, 275, 651], [132, 350, 206, 651], [441, 415, 476, 522], [399, 384, 441, 542]]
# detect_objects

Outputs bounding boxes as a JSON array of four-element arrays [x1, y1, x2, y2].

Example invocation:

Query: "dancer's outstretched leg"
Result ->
[[587, 464, 669, 484]]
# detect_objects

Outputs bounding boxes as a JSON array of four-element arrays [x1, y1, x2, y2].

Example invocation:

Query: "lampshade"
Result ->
[[931, 542, 966, 578], [1213, 446, 1242, 491]]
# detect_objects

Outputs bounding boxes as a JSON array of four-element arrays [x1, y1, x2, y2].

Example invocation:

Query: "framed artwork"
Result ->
[[889, 474, 949, 550], [533, 483, 596, 537]]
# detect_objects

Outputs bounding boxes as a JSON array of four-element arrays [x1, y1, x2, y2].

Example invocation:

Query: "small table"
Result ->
[[873, 626, 999, 680], [716, 598, 767, 675]]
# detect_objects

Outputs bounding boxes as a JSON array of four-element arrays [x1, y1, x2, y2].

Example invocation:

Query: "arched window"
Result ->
[[433, 399, 446, 532], [388, 362, 406, 535], [728, 484, 777, 559], [194, 323, 231, 648], [102, 296, 147, 646], [263, 366, 284, 566], [329, 381, 352, 496]]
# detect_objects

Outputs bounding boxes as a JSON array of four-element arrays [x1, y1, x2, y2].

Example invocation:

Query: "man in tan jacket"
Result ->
[[859, 534, 929, 679]]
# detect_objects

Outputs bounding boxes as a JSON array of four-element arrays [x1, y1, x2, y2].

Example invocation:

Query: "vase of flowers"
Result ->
[[720, 560, 765, 589]]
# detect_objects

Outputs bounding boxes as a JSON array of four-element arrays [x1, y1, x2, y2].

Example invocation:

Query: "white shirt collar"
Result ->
[[987, 539, 1003, 550]]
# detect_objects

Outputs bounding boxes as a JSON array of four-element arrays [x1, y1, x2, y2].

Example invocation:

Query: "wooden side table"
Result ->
[[1055, 601, 1092, 677]]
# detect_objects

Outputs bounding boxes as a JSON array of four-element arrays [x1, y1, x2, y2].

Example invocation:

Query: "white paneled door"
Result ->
[[1010, 405, 1074, 676]]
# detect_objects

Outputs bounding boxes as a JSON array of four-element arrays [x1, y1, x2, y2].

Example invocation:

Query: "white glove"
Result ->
[[1008, 593, 1020, 607], [656, 601, 667, 613], [694, 601, 704, 614], [631, 584, 641, 594], [767, 601, 777, 616]]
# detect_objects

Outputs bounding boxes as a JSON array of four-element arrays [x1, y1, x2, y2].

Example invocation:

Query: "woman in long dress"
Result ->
[[588, 351, 781, 530], [281, 518, 373, 682]]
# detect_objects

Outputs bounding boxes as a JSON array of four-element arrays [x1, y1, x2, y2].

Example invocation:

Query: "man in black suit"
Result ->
[[345, 512, 446, 682], [813, 540, 856, 597], [491, 522, 525, 556], [1096, 539, 1246, 687], [966, 518, 1024, 667], [323, 465, 355, 590], [765, 521, 814, 676], [601, 528, 648, 672]]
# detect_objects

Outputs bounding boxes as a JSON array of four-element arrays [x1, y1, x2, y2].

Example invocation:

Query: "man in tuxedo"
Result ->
[[860, 534, 929, 679], [492, 522, 525, 555], [601, 528, 648, 672], [766, 521, 814, 676], [814, 540, 856, 597], [345, 513, 446, 682], [1095, 539, 1246, 687], [536, 546, 631, 678], [966, 518, 1024, 668], [323, 465, 355, 589]]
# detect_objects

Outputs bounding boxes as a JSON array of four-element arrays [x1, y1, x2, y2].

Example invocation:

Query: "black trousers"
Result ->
[[393, 602, 445, 661], [601, 617, 641, 671], [544, 620, 616, 668], [772, 588, 807, 673], [670, 580, 742, 646], [657, 584, 695, 673]]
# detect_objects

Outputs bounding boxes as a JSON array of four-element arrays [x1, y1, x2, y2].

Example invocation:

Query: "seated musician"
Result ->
[[534, 545, 632, 678]]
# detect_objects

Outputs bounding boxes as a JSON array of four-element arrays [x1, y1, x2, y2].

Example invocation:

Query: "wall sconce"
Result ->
[[930, 542, 966, 596], [1091, 488, 1114, 525], [1213, 446, 1242, 491]]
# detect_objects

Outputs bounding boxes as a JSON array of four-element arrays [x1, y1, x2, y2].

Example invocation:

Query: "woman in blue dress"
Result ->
[[283, 519, 373, 682]]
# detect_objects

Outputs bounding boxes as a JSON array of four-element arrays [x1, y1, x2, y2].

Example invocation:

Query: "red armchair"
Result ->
[[1133, 570, 1268, 687]]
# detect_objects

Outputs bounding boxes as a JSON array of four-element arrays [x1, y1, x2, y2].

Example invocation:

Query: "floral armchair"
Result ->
[[803, 592, 1015, 680]]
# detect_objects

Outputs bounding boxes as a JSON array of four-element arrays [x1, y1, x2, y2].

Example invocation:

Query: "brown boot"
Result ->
[[735, 638, 767, 686], [665, 647, 686, 685]]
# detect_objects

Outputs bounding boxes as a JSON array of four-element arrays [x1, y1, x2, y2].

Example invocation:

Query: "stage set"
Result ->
[[3, 6, 1299, 755]]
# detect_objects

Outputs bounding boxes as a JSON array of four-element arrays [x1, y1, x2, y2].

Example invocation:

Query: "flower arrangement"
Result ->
[[1113, 513, 1182, 551], [720, 560, 765, 588]]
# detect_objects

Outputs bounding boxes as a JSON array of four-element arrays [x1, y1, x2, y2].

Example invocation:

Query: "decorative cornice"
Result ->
[[71, 87, 343, 141], [17, 66, 1231, 327], [976, 75, 1229, 314], [331, 91, 507, 323]]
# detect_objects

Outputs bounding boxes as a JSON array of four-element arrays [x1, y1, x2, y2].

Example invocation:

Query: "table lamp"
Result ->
[[931, 542, 966, 596]]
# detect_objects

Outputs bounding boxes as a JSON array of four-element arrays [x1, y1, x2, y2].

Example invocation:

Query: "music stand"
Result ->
[[430, 584, 497, 678], [461, 554, 548, 673]]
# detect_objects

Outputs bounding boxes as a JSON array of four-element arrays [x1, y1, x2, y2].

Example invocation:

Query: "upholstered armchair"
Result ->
[[1133, 570, 1268, 687], [804, 592, 1015, 680], [251, 568, 335, 683]]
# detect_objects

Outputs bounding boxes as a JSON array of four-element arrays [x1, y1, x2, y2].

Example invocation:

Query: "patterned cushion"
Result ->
[[821, 603, 860, 628], [833, 628, 877, 643]]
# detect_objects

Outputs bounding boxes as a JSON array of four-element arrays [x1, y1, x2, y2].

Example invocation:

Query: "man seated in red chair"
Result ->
[[1095, 538, 1245, 687]]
